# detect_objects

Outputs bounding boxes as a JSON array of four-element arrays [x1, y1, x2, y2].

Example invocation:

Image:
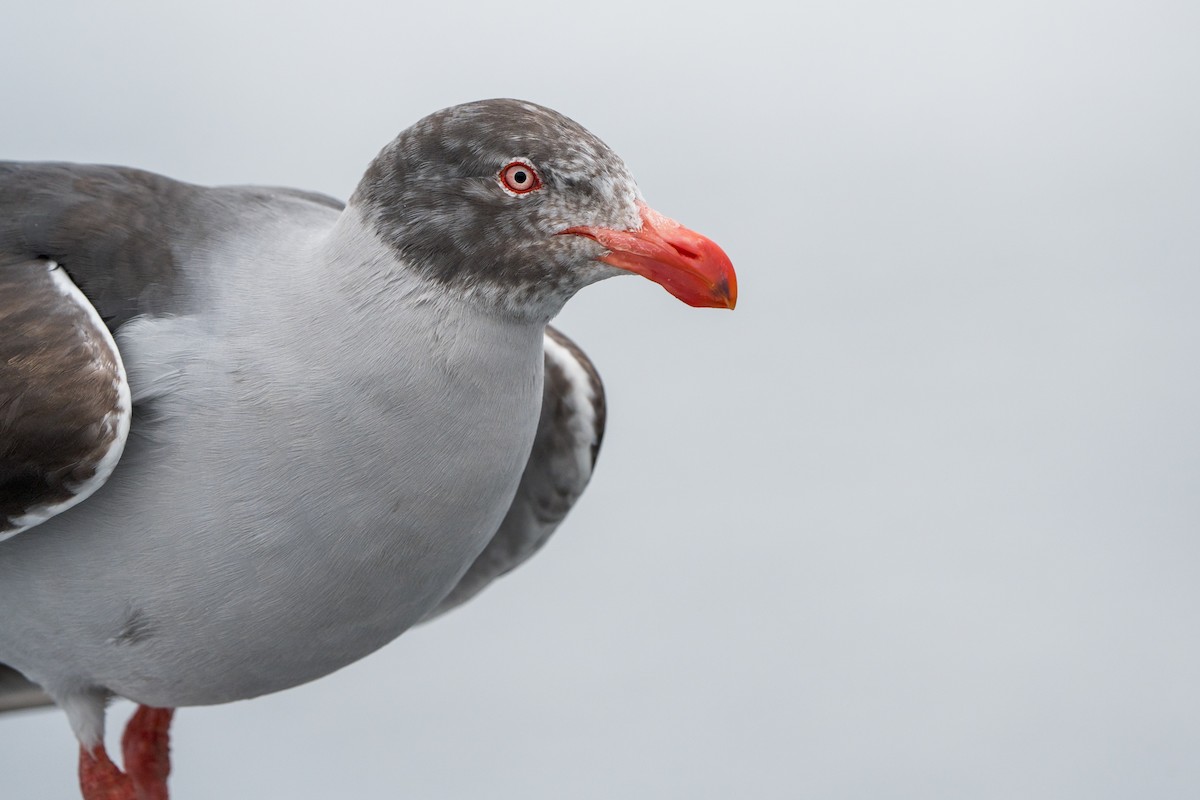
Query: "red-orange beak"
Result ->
[[559, 202, 737, 309]]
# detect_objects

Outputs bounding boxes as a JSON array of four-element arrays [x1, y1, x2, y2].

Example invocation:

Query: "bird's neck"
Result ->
[[328, 201, 575, 325], [303, 204, 547, 376]]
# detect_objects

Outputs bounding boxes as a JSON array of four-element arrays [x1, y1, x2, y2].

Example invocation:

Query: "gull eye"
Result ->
[[500, 161, 541, 195]]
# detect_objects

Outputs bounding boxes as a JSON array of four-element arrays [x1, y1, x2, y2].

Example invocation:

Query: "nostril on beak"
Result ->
[[669, 241, 700, 261]]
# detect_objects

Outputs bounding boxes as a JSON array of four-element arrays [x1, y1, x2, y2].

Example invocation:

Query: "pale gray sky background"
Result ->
[[3, 1, 1199, 798]]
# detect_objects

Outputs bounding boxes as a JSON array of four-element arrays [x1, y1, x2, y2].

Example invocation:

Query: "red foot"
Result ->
[[78, 745, 131, 800], [78, 705, 175, 800]]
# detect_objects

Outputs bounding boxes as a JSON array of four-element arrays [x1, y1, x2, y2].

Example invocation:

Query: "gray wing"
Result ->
[[0, 162, 205, 537], [425, 325, 607, 619], [0, 164, 346, 535], [0, 161, 207, 327], [0, 162, 345, 328]]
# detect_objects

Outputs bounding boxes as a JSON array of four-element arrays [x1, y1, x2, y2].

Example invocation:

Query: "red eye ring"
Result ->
[[500, 160, 541, 195]]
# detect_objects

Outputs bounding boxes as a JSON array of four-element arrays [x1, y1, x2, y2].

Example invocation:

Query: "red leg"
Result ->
[[77, 705, 175, 800], [121, 706, 175, 800]]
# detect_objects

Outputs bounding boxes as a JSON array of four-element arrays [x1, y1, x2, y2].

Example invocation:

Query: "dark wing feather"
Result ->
[[0, 258, 130, 535], [425, 325, 606, 619], [0, 162, 210, 326]]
